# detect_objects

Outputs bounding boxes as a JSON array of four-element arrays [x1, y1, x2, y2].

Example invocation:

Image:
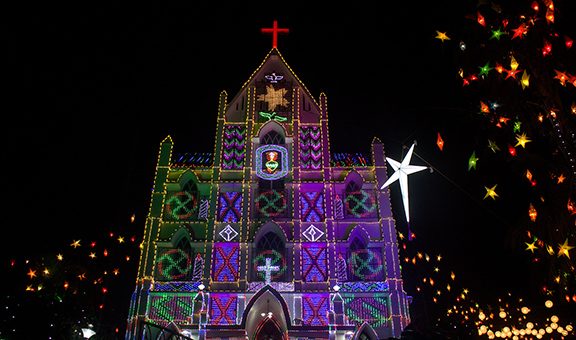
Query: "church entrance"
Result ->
[[255, 318, 284, 340]]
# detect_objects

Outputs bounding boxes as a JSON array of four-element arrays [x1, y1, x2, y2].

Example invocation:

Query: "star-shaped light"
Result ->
[[89, 252, 96, 259], [380, 143, 428, 224], [505, 69, 521, 79], [513, 120, 522, 133], [525, 241, 538, 253], [558, 239, 574, 259], [484, 184, 499, 200], [43, 268, 50, 276], [113, 268, 120, 276], [490, 28, 505, 40], [56, 254, 63, 261], [257, 85, 288, 111], [71, 240, 81, 248], [78, 273, 86, 281], [515, 133, 531, 148], [557, 174, 565, 184], [27, 269, 37, 279], [435, 31, 450, 42], [436, 132, 444, 151], [512, 24, 528, 39], [488, 139, 500, 153], [117, 236, 125, 244], [554, 70, 568, 86], [468, 151, 479, 170], [479, 62, 493, 77]]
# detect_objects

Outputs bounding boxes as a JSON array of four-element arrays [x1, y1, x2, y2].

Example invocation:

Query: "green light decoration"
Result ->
[[259, 111, 288, 122], [468, 151, 479, 171], [343, 294, 389, 328], [165, 191, 197, 220], [349, 249, 384, 280], [256, 190, 287, 217], [478, 62, 493, 77], [156, 249, 192, 280], [490, 28, 504, 40], [252, 249, 286, 281], [345, 191, 376, 218], [149, 293, 197, 325], [513, 120, 522, 133]]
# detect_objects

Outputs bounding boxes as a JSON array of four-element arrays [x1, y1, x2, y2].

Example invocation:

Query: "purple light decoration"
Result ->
[[212, 243, 239, 282], [343, 295, 389, 328], [218, 192, 243, 222], [222, 125, 246, 170], [301, 245, 328, 282], [210, 294, 238, 325], [300, 192, 324, 222], [302, 295, 329, 326], [300, 126, 321, 169]]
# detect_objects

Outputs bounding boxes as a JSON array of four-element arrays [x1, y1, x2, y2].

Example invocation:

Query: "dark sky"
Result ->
[[3, 2, 573, 337]]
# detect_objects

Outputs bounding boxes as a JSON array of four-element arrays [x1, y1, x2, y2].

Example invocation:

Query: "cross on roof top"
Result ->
[[261, 20, 289, 49]]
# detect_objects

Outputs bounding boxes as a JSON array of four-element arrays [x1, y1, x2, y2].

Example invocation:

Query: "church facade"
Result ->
[[126, 46, 411, 339]]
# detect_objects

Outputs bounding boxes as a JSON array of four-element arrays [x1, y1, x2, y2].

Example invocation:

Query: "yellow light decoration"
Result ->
[[57, 254, 63, 261], [484, 184, 499, 200], [551, 322, 558, 330], [525, 242, 538, 253], [480, 101, 490, 113], [558, 239, 574, 258], [43, 268, 50, 276], [130, 214, 135, 223], [521, 307, 530, 314], [546, 245, 555, 255], [551, 315, 559, 323], [521, 70, 530, 89], [479, 312, 486, 320], [527, 322, 534, 329], [118, 236, 125, 243], [510, 56, 519, 71], [435, 31, 450, 42], [515, 133, 531, 148], [499, 311, 507, 319], [89, 252, 96, 259], [557, 173, 565, 184], [566, 325, 573, 332], [451, 271, 456, 280], [545, 300, 553, 308], [71, 240, 81, 248], [27, 268, 36, 279]]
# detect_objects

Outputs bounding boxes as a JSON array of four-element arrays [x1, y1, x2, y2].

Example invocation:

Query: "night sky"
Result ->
[[1, 2, 575, 339]]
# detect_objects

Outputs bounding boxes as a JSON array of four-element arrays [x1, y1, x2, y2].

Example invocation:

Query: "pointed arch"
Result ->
[[346, 224, 371, 245], [252, 221, 290, 282], [176, 169, 200, 189], [241, 285, 291, 338], [344, 170, 363, 192], [171, 225, 193, 247], [258, 120, 286, 145], [352, 322, 379, 340], [254, 221, 287, 245]]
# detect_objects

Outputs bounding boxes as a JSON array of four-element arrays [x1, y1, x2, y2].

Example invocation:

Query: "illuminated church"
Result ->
[[126, 22, 411, 340]]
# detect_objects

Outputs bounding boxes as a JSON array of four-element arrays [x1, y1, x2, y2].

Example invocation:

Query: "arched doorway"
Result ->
[[255, 317, 284, 340]]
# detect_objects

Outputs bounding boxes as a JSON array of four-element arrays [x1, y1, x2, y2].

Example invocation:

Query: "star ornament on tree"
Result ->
[[380, 144, 428, 238]]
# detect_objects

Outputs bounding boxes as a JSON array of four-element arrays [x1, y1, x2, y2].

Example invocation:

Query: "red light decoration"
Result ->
[[531, 1, 539, 11], [543, 40, 552, 57], [261, 20, 289, 49], [477, 12, 486, 27], [508, 145, 517, 156], [436, 132, 445, 151], [565, 36, 573, 49]]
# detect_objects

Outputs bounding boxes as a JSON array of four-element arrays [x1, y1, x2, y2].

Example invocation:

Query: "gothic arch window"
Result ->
[[261, 130, 285, 145], [165, 181, 199, 221], [252, 231, 288, 282]]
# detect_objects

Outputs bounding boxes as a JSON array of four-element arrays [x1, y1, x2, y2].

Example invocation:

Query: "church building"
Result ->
[[126, 21, 411, 340]]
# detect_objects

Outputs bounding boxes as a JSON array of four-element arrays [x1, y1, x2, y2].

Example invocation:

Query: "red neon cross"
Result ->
[[261, 20, 289, 48]]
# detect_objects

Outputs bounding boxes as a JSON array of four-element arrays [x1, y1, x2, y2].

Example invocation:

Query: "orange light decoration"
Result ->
[[546, 8, 554, 23], [495, 63, 504, 73], [71, 240, 81, 248], [477, 11, 486, 26], [130, 214, 136, 223], [63, 281, 69, 290], [529, 203, 537, 222], [554, 70, 568, 86], [57, 254, 63, 261], [436, 132, 444, 151], [525, 169, 533, 182], [27, 268, 37, 279], [558, 239, 575, 258], [103, 249, 109, 257], [532, 1, 539, 11], [567, 198, 575, 215], [480, 101, 490, 113], [571, 103, 576, 114], [510, 56, 519, 71], [512, 24, 528, 39], [118, 236, 125, 243], [435, 31, 450, 42]]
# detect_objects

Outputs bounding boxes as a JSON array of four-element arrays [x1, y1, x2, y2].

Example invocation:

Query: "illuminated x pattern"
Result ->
[[212, 243, 239, 282], [222, 125, 246, 170], [218, 192, 242, 222], [301, 192, 324, 222], [300, 126, 321, 169], [343, 295, 389, 328], [302, 295, 329, 326], [156, 249, 192, 281], [345, 190, 376, 218], [256, 190, 287, 218], [302, 245, 328, 282], [349, 249, 384, 281], [165, 191, 197, 220], [149, 293, 196, 326], [210, 295, 237, 325]]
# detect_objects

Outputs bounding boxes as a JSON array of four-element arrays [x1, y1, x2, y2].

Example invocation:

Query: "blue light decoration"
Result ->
[[302, 295, 329, 326], [255, 145, 289, 180], [301, 245, 328, 282], [210, 294, 237, 325], [301, 192, 324, 222], [212, 243, 239, 282], [341, 282, 389, 292]]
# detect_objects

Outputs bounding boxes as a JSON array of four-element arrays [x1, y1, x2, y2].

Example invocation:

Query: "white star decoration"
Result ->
[[380, 143, 427, 224]]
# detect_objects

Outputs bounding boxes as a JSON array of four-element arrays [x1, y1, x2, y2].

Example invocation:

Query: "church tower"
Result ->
[[127, 22, 411, 340]]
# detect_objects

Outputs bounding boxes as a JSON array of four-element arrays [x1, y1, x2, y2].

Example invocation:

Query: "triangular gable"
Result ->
[[226, 48, 320, 124]]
